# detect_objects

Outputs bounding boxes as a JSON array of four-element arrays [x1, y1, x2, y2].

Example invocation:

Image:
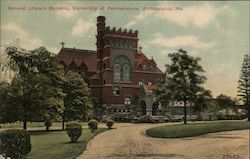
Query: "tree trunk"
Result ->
[[184, 100, 187, 124], [23, 111, 27, 130], [46, 125, 49, 131], [23, 120, 27, 130], [62, 116, 65, 130]]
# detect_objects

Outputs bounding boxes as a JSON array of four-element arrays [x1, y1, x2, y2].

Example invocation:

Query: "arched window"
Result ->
[[123, 64, 130, 81], [114, 64, 121, 81], [124, 97, 132, 105], [113, 56, 131, 82]]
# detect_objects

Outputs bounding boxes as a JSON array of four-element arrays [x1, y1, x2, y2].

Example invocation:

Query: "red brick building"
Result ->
[[56, 16, 165, 121]]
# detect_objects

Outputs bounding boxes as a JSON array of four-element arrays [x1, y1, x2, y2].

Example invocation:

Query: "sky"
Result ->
[[0, 1, 249, 98]]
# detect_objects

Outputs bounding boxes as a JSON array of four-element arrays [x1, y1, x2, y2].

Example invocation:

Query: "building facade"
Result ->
[[56, 16, 165, 121]]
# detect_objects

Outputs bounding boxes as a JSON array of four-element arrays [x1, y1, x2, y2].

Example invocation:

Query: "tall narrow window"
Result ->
[[114, 64, 121, 81], [123, 64, 130, 81]]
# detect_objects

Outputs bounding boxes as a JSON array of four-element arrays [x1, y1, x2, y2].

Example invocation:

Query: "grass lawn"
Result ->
[[26, 128, 107, 159], [146, 121, 250, 138]]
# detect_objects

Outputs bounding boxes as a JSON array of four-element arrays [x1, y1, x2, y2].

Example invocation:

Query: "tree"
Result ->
[[5, 46, 65, 129], [193, 90, 213, 119], [61, 70, 91, 130], [164, 49, 208, 124], [0, 82, 13, 122], [154, 84, 172, 107], [216, 94, 235, 118], [237, 54, 250, 121]]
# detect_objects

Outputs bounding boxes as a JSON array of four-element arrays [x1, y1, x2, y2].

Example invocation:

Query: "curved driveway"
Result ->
[[77, 123, 249, 159]]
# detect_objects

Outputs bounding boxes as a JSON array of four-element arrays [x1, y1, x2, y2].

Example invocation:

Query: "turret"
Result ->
[[97, 16, 106, 51], [97, 16, 105, 33]]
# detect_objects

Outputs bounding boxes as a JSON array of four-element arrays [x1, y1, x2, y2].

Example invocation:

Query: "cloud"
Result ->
[[148, 34, 214, 49], [47, 46, 60, 54], [71, 19, 95, 38], [157, 2, 229, 28], [126, 2, 229, 28], [1, 23, 43, 49], [125, 12, 150, 28]]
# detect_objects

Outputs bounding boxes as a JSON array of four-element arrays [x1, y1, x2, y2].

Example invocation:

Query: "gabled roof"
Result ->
[[135, 52, 163, 73], [56, 47, 163, 74], [56, 48, 97, 72], [139, 83, 157, 99]]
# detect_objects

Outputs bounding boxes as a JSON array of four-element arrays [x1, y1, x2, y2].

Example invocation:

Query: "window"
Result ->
[[124, 97, 132, 105], [127, 108, 131, 113], [138, 81, 143, 85], [114, 64, 121, 81], [113, 86, 120, 95], [123, 64, 130, 81], [143, 65, 147, 70], [103, 63, 106, 69], [113, 56, 131, 82], [113, 108, 117, 112]]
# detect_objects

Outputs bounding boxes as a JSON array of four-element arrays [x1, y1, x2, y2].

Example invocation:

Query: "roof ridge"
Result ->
[[62, 47, 96, 53]]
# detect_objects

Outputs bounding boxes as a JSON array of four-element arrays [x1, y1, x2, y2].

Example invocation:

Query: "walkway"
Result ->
[[77, 123, 249, 159]]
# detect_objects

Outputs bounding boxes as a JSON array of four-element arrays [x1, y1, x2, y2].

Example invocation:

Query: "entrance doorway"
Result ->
[[140, 100, 146, 115]]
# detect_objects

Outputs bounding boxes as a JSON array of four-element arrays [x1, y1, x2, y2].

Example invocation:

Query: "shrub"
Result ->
[[88, 119, 98, 132], [65, 121, 82, 143], [106, 120, 114, 129], [0, 129, 31, 159], [44, 120, 52, 131]]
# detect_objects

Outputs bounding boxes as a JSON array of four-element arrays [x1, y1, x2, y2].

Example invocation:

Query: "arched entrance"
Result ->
[[140, 100, 147, 115], [152, 102, 159, 116]]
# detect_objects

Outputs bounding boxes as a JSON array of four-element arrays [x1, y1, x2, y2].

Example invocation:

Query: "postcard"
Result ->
[[0, 1, 249, 159]]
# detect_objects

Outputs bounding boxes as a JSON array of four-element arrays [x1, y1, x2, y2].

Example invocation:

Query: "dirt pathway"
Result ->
[[77, 123, 249, 159]]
